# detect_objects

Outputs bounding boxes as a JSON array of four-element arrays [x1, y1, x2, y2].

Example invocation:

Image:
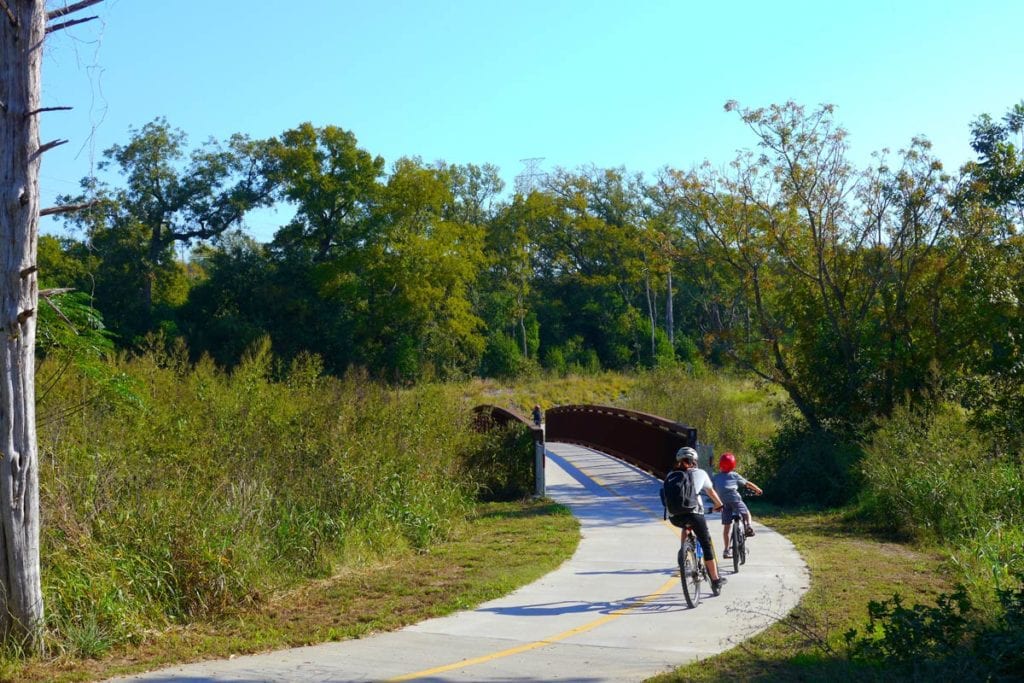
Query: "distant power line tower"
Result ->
[[515, 157, 547, 195]]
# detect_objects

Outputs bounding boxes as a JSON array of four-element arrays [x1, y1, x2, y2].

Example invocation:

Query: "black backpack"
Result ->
[[661, 469, 699, 524]]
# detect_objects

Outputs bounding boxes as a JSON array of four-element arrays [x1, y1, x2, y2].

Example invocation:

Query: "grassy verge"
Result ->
[[10, 499, 579, 683], [648, 503, 954, 682]]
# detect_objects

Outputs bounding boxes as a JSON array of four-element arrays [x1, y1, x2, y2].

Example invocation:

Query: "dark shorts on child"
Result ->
[[721, 501, 750, 525]]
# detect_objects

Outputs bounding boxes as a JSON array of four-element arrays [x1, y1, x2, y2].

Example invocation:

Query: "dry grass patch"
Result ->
[[458, 372, 638, 416]]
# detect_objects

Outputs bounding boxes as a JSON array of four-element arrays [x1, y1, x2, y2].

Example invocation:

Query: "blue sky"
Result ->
[[40, 0, 1024, 242]]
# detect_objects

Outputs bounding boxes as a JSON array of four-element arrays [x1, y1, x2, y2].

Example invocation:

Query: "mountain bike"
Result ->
[[726, 492, 760, 573], [727, 507, 747, 573], [678, 524, 720, 608]]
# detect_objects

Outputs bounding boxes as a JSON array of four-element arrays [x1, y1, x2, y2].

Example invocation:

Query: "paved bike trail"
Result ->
[[108, 442, 809, 682]]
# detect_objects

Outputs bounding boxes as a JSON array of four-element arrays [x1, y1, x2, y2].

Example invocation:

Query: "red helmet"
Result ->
[[718, 452, 737, 473]]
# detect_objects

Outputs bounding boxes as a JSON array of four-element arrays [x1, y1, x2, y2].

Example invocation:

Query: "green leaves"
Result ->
[[669, 101, 996, 435], [267, 123, 384, 261]]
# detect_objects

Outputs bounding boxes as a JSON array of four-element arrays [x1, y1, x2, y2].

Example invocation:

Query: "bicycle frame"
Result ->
[[678, 525, 710, 608], [727, 510, 747, 571]]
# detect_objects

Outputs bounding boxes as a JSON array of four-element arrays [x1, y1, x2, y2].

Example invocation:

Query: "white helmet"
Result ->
[[675, 446, 699, 464]]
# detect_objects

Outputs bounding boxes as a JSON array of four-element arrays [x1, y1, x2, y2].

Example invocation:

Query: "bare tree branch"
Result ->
[[30, 138, 68, 160], [25, 106, 72, 118], [47, 0, 104, 21], [40, 200, 98, 217], [45, 15, 98, 34], [39, 288, 75, 297]]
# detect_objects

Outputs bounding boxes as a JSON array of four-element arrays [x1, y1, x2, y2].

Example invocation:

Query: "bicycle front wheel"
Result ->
[[731, 524, 742, 573], [678, 543, 702, 608]]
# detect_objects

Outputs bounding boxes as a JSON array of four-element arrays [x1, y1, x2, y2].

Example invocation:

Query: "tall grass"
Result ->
[[621, 365, 782, 456], [463, 424, 536, 502], [37, 340, 492, 657], [857, 402, 1024, 614]]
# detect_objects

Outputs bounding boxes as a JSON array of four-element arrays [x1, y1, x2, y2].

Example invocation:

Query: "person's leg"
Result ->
[[690, 516, 724, 583], [735, 500, 754, 536], [720, 504, 733, 556]]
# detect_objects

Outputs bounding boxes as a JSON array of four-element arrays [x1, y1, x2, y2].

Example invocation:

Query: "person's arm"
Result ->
[[745, 480, 763, 495], [705, 485, 724, 511]]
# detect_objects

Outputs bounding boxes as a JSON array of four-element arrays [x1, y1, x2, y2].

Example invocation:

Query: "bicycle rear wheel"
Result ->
[[738, 527, 747, 565], [678, 543, 702, 608], [730, 523, 741, 573]]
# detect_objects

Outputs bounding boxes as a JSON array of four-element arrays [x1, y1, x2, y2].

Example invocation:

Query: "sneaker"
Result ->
[[722, 549, 733, 559], [744, 527, 755, 537], [711, 576, 727, 593]]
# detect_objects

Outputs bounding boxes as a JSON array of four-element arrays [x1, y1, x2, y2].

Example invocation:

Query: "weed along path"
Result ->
[[108, 443, 809, 682]]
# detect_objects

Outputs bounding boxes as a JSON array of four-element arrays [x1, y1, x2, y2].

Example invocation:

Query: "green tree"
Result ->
[[967, 100, 1024, 233], [482, 196, 534, 361], [647, 170, 741, 361], [676, 102, 985, 433], [179, 235, 278, 367], [267, 123, 384, 262], [526, 167, 648, 369], [354, 158, 487, 379], [59, 119, 274, 342], [953, 100, 1024, 453]]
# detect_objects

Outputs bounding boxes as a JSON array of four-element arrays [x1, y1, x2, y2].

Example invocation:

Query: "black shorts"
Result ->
[[669, 511, 716, 561]]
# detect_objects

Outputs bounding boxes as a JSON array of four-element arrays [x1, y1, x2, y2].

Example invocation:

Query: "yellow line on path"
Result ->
[[388, 450, 682, 681], [387, 575, 679, 682]]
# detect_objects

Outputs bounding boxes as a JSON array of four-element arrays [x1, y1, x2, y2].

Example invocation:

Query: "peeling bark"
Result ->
[[0, 0, 45, 647]]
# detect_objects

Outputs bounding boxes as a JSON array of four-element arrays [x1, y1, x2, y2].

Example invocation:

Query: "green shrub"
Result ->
[[845, 587, 972, 667], [480, 334, 528, 379], [845, 572, 1024, 681], [855, 402, 1024, 627], [542, 336, 601, 377], [463, 423, 536, 501], [674, 335, 701, 365], [542, 346, 567, 376], [748, 417, 864, 506], [857, 403, 1022, 543]]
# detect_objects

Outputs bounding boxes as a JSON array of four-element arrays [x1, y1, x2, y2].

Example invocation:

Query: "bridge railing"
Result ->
[[545, 404, 697, 479]]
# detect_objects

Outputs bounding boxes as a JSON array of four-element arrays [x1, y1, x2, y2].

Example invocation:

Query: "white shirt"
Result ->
[[690, 467, 714, 512]]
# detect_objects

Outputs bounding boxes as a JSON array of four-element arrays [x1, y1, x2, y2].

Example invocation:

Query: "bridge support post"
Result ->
[[533, 426, 546, 497]]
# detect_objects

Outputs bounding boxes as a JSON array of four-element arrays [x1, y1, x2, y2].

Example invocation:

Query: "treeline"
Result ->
[[43, 100, 1023, 446]]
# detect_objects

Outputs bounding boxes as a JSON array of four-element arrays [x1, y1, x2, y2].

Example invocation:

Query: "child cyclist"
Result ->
[[712, 452, 763, 558]]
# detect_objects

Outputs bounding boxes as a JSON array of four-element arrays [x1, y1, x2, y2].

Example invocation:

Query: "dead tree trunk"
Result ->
[[0, 0, 102, 649], [0, 0, 46, 647]]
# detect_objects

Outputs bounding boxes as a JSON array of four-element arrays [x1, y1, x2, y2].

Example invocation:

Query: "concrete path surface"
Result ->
[[107, 442, 809, 682]]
